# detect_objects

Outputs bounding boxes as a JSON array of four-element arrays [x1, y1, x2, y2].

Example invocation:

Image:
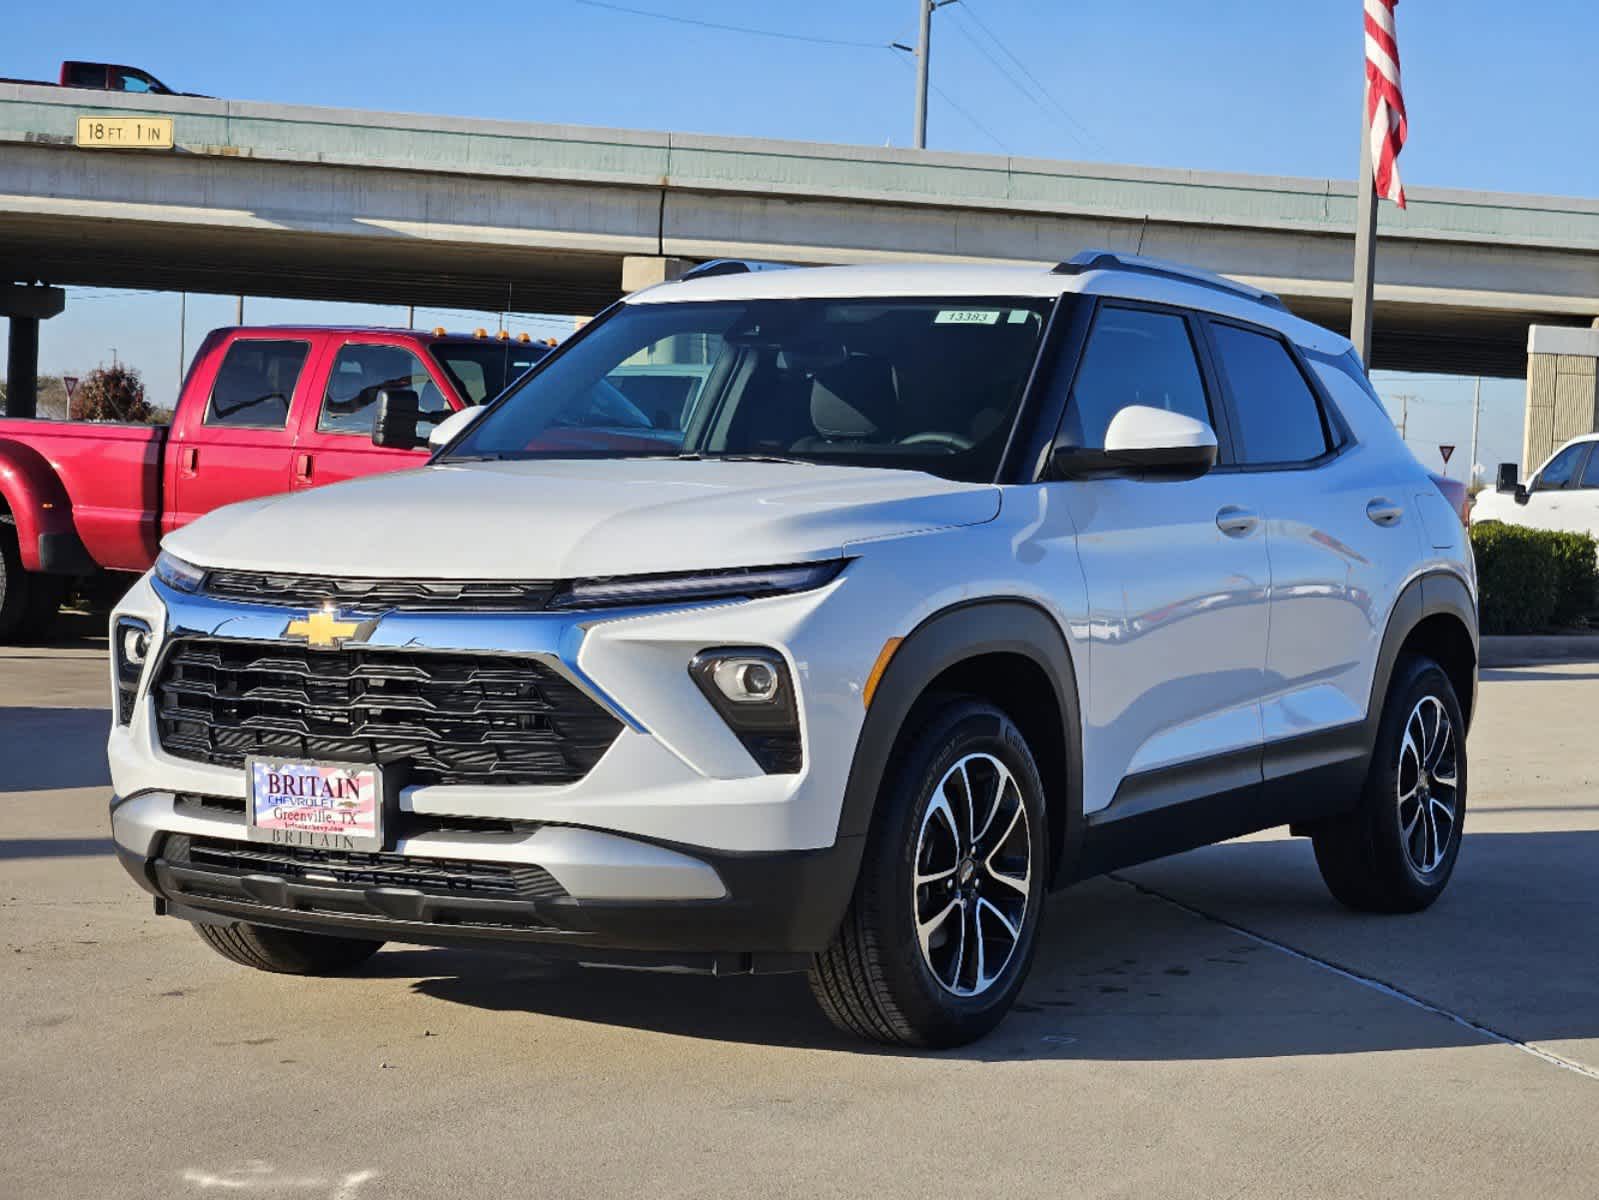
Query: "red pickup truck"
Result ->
[[0, 325, 549, 640]]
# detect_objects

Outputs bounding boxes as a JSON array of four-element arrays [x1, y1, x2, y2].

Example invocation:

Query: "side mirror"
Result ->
[[427, 404, 486, 452], [1051, 405, 1218, 481], [1495, 462, 1529, 504], [372, 389, 422, 450]]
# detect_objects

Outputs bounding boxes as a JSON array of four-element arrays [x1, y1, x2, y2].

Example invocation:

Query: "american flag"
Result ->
[[1364, 0, 1408, 208]]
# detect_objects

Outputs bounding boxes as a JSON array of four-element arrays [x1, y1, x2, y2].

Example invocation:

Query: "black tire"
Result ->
[[18, 573, 65, 640], [1313, 655, 1467, 913], [809, 698, 1049, 1048], [0, 521, 26, 642], [193, 921, 384, 975]]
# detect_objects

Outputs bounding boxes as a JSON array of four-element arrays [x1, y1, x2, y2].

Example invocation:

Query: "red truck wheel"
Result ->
[[0, 522, 63, 643]]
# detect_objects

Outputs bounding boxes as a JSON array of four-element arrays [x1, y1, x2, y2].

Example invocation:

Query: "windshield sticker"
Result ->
[[934, 310, 1002, 325]]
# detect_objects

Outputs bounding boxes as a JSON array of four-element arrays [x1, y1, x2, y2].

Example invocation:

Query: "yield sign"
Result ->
[[63, 375, 79, 400], [1439, 444, 1455, 465]]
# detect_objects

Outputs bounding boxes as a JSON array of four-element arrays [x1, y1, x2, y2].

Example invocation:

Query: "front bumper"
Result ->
[[113, 792, 862, 968]]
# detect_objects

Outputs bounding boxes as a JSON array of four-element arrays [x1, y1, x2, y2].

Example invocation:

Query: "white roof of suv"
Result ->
[[629, 255, 1352, 358]]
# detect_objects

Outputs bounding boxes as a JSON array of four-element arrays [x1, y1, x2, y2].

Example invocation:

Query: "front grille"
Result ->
[[164, 834, 568, 901], [203, 570, 557, 612], [154, 639, 622, 787]]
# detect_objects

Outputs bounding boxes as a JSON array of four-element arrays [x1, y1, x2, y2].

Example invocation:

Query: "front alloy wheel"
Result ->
[[913, 753, 1032, 997], [809, 698, 1048, 1047]]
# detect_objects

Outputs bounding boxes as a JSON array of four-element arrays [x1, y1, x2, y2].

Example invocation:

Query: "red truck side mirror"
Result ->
[[372, 389, 423, 450]]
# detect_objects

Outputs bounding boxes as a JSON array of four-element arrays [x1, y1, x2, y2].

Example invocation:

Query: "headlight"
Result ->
[[689, 648, 801, 775], [113, 617, 153, 725], [154, 550, 205, 594], [548, 560, 846, 610]]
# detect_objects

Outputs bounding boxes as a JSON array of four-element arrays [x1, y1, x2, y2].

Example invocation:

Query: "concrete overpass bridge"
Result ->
[[3, 81, 1599, 380]]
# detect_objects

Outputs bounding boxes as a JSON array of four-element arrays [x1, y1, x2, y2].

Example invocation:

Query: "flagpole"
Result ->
[[1350, 77, 1379, 365]]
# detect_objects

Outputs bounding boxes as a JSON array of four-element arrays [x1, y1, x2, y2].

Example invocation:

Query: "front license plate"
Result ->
[[247, 758, 382, 852]]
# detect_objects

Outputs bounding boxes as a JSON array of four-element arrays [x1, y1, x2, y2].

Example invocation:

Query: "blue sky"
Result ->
[[7, 0, 1589, 471]]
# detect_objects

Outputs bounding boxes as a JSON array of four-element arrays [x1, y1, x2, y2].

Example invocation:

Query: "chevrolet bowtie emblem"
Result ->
[[284, 606, 367, 650]]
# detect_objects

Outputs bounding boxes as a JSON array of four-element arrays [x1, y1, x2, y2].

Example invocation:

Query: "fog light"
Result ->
[[121, 625, 151, 667], [711, 657, 780, 704], [113, 617, 154, 726], [689, 648, 801, 774]]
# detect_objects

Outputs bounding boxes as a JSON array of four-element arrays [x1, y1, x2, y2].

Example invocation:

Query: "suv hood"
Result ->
[[163, 459, 1002, 579]]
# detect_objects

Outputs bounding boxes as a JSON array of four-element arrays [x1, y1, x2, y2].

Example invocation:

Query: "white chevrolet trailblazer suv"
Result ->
[[108, 253, 1478, 1047]]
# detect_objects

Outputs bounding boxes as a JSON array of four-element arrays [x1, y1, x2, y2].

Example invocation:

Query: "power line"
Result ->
[[572, 0, 890, 49], [945, 6, 1090, 153], [957, 0, 1104, 153], [890, 45, 1009, 153]]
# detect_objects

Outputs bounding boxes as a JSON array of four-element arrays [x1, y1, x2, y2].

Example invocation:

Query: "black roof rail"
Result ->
[[1052, 249, 1286, 311], [679, 259, 792, 282]]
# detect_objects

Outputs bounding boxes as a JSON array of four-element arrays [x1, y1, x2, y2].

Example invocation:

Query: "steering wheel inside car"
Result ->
[[896, 431, 974, 454]]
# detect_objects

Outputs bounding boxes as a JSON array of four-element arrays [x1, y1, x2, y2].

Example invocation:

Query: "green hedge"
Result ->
[[1470, 523, 1598, 634]]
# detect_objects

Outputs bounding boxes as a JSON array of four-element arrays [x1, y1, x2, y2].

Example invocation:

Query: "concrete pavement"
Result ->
[[3, 623, 1596, 1199]]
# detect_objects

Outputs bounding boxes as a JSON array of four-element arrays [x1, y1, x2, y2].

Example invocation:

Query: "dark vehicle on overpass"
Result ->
[[0, 326, 550, 641]]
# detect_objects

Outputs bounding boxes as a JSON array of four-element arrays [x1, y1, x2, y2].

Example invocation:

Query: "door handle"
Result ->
[[294, 453, 313, 483], [1366, 498, 1404, 527], [1215, 505, 1259, 537], [179, 446, 198, 476]]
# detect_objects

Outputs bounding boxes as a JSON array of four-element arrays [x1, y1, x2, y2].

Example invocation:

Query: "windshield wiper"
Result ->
[[678, 453, 816, 466]]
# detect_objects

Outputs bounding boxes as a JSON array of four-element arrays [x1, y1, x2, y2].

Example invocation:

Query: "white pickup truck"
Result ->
[[1473, 434, 1599, 535]]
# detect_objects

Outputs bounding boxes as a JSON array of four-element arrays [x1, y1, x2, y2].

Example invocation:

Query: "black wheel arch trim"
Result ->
[[835, 597, 1085, 889], [1368, 569, 1478, 736]]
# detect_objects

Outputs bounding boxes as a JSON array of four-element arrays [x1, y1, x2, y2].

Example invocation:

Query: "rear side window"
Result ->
[[1211, 324, 1331, 466], [319, 343, 449, 436], [1062, 307, 1210, 449], [204, 340, 309, 430], [1577, 448, 1599, 489]]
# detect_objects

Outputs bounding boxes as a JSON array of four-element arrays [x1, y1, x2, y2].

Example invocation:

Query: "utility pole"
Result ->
[[235, 295, 244, 325], [1469, 375, 1483, 487], [406, 304, 415, 330], [913, 0, 933, 149], [1392, 392, 1414, 441], [178, 292, 187, 381]]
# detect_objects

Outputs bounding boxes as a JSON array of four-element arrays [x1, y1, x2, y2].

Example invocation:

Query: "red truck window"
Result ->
[[318, 344, 450, 436], [204, 340, 310, 430]]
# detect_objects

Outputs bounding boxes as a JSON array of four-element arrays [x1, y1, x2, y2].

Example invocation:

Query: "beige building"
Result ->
[[1525, 323, 1599, 471]]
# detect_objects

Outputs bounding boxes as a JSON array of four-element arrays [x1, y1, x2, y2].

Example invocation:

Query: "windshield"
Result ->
[[445, 297, 1054, 482], [430, 342, 551, 405]]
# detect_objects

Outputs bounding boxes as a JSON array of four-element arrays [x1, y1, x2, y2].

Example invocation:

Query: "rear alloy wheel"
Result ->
[[1313, 655, 1468, 913], [809, 698, 1048, 1047]]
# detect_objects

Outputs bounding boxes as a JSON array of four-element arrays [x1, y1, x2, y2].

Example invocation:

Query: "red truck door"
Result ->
[[166, 334, 322, 535], [288, 335, 452, 490]]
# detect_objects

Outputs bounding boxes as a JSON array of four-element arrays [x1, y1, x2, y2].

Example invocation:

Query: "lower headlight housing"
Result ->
[[113, 617, 153, 725], [689, 648, 801, 775]]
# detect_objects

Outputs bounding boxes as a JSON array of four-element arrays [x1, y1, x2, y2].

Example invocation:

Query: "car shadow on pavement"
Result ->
[[0, 708, 113, 793], [366, 828, 1599, 1062], [0, 835, 114, 859]]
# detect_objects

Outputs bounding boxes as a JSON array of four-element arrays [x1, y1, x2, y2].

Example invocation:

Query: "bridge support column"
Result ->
[[1, 284, 67, 418], [621, 256, 692, 294], [1525, 323, 1599, 470]]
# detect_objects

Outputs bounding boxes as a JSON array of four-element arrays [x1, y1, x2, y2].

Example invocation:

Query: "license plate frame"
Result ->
[[245, 757, 384, 853]]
